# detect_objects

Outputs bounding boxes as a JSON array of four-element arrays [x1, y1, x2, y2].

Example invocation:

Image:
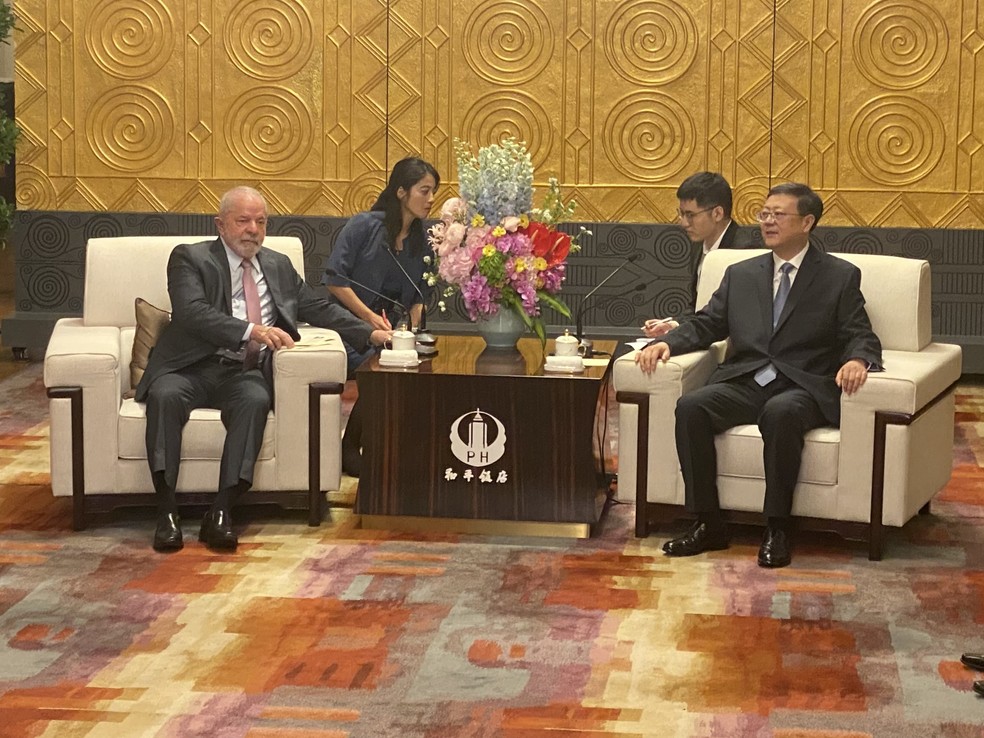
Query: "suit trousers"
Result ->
[[145, 354, 273, 496], [675, 373, 828, 518]]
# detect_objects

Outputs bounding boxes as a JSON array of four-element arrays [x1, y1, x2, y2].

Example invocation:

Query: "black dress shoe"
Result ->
[[962, 653, 984, 671], [342, 443, 362, 478], [153, 513, 183, 553], [758, 526, 792, 568], [199, 509, 238, 551], [974, 681, 984, 697], [662, 521, 730, 557]]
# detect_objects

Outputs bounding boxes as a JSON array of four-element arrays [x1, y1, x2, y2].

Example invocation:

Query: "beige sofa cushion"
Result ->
[[715, 425, 841, 486], [117, 399, 276, 462]]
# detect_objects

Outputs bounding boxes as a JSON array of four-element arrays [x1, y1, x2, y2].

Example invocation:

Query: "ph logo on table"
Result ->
[[449, 409, 506, 467]]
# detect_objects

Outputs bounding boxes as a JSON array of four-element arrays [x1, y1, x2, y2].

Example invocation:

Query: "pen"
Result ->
[[644, 317, 674, 329]]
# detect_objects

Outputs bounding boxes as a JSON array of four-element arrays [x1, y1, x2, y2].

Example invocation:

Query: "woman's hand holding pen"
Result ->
[[367, 309, 392, 332]]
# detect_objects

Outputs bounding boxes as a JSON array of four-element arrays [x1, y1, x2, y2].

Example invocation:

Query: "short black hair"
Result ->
[[767, 182, 823, 230], [676, 172, 733, 218]]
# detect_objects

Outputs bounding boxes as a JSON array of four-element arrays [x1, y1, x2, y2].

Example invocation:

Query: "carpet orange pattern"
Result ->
[[0, 365, 982, 737]]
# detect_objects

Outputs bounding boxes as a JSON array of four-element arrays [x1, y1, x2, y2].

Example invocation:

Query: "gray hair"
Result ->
[[218, 186, 266, 217]]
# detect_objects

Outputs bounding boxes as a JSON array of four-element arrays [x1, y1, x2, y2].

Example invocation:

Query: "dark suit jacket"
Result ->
[[662, 245, 882, 425], [135, 239, 372, 401], [687, 221, 751, 313]]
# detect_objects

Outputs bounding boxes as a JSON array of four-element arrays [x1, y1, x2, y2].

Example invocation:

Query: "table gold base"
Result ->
[[358, 514, 591, 539]]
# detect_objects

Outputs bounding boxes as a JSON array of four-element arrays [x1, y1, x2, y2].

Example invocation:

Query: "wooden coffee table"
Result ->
[[354, 334, 615, 537]]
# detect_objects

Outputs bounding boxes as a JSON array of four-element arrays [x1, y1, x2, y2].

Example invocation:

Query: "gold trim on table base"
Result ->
[[358, 515, 591, 539]]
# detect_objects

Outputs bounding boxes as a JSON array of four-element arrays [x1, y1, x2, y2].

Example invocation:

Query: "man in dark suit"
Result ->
[[644, 171, 751, 339], [136, 186, 390, 553], [636, 182, 882, 568]]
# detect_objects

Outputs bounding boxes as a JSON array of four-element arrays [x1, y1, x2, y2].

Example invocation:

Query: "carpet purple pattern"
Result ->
[[1, 365, 983, 737]]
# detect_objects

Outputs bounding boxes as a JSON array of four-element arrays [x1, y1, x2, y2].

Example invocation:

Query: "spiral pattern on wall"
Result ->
[[16, 167, 56, 210], [82, 215, 123, 242], [654, 286, 691, 318], [848, 96, 944, 185], [605, 0, 697, 84], [652, 229, 693, 269], [853, 0, 947, 89], [732, 179, 770, 226], [343, 173, 387, 217], [23, 216, 71, 259], [85, 0, 175, 79], [224, 87, 313, 174], [460, 91, 552, 169], [274, 219, 318, 260], [603, 92, 693, 182], [839, 230, 884, 254], [462, 1, 553, 84], [137, 216, 171, 236], [604, 225, 645, 258], [224, 0, 314, 80], [26, 266, 72, 309], [86, 86, 175, 172], [901, 230, 935, 259], [603, 296, 638, 325]]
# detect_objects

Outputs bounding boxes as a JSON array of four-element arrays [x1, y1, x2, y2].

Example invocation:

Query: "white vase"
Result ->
[[475, 308, 526, 350]]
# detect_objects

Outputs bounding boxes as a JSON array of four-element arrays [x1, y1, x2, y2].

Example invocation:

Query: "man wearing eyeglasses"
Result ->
[[643, 171, 751, 338], [635, 182, 882, 568]]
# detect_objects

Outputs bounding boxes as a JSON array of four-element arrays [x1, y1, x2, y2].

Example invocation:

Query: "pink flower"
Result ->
[[440, 197, 468, 223], [465, 224, 492, 251], [462, 275, 499, 319], [427, 222, 446, 248], [443, 222, 467, 249], [437, 245, 475, 285], [502, 215, 521, 233]]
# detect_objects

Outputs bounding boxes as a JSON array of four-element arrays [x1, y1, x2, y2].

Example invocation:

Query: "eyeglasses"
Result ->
[[676, 207, 714, 223], [755, 211, 802, 224]]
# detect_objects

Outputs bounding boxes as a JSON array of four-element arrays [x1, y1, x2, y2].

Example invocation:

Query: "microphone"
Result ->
[[386, 249, 436, 348], [574, 253, 642, 357], [324, 268, 411, 331]]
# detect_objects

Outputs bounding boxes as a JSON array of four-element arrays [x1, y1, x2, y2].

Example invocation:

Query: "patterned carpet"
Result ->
[[1, 362, 983, 737]]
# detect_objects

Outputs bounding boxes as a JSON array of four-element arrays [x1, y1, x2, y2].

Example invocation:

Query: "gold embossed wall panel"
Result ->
[[13, 1, 984, 227], [12, 0, 391, 215], [387, 0, 779, 223], [774, 0, 982, 227], [404, 0, 570, 199]]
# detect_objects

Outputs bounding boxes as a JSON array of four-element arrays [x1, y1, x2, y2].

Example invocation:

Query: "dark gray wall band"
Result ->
[[3, 210, 982, 372]]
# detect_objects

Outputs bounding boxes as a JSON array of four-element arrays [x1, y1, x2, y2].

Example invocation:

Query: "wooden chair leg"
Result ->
[[308, 382, 344, 526]]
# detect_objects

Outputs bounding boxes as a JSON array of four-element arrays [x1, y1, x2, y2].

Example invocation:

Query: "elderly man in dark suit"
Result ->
[[644, 171, 752, 339], [636, 182, 882, 568], [136, 186, 390, 553]]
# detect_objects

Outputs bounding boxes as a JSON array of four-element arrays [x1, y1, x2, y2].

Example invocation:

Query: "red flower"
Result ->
[[525, 221, 571, 267]]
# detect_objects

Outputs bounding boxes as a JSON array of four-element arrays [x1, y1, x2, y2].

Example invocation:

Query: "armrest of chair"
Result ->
[[271, 326, 349, 493], [843, 344, 962, 417], [44, 319, 123, 393], [43, 319, 124, 500], [612, 348, 719, 515], [837, 343, 962, 536], [612, 347, 718, 396]]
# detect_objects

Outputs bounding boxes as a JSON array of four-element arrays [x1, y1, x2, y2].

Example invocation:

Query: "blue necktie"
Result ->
[[754, 263, 794, 386]]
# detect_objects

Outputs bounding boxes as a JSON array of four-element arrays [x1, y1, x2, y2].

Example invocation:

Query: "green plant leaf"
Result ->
[[537, 291, 572, 319]]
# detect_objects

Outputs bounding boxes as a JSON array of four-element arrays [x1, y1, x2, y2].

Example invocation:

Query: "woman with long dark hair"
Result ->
[[323, 157, 440, 475]]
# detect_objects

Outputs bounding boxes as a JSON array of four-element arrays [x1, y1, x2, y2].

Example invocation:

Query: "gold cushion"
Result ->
[[127, 297, 170, 398]]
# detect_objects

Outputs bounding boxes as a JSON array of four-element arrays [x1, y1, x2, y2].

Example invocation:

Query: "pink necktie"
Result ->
[[241, 259, 262, 369]]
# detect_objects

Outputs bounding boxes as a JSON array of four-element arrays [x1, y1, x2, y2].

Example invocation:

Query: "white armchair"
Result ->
[[43, 236, 348, 529], [613, 249, 962, 560]]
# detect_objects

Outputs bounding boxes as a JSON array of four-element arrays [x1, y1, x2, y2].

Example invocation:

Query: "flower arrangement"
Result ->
[[425, 136, 589, 342]]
